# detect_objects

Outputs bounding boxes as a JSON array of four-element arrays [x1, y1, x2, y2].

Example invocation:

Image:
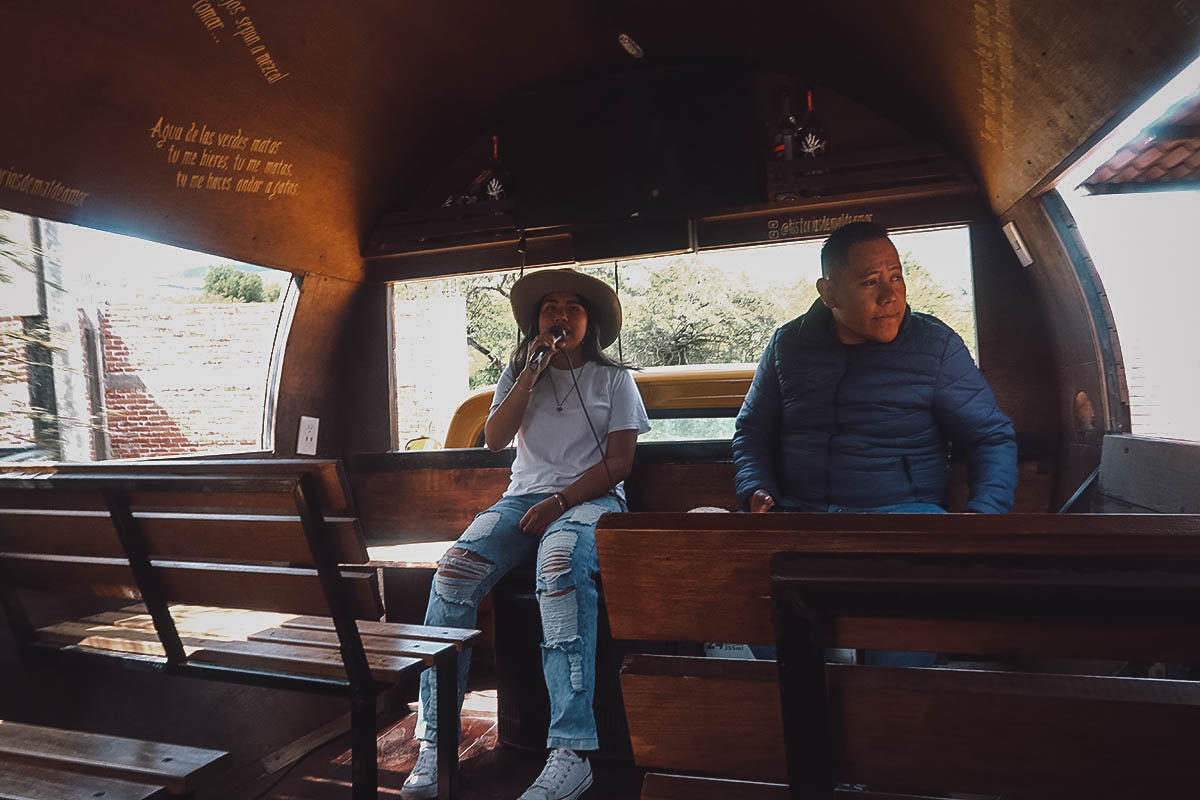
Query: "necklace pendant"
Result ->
[[556, 405, 563, 412]]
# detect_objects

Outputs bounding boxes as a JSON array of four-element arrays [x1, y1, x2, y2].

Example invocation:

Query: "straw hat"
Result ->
[[509, 269, 623, 349]]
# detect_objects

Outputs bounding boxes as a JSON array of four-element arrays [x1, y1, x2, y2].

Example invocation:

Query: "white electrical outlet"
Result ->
[[297, 415, 319, 455]]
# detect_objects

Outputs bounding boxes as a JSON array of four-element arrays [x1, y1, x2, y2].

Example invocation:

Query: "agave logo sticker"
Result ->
[[799, 132, 826, 157]]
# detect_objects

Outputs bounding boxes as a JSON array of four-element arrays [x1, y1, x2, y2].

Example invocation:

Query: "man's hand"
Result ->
[[750, 489, 776, 513], [520, 497, 565, 536]]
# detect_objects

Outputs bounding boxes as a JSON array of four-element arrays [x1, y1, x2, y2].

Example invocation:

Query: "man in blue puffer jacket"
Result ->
[[733, 221, 1017, 517]]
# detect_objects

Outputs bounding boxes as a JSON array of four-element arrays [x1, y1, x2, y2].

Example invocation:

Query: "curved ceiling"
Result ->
[[1, 1, 1196, 280]]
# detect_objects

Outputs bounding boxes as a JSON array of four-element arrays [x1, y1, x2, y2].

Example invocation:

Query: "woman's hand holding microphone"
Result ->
[[523, 326, 565, 379], [485, 328, 564, 450]]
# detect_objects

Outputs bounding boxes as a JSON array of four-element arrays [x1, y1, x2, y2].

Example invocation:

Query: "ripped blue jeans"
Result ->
[[414, 492, 624, 751]]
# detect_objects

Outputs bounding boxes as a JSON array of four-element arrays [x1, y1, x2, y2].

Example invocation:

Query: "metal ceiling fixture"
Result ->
[[618, 32, 644, 59]]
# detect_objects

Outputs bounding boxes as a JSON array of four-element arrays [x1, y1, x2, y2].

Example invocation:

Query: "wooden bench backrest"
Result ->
[[594, 512, 1200, 791], [348, 445, 743, 545], [0, 480, 367, 565], [0, 459, 355, 515], [771, 548, 1200, 796], [349, 440, 1056, 546], [0, 472, 380, 619], [595, 512, 1200, 645]]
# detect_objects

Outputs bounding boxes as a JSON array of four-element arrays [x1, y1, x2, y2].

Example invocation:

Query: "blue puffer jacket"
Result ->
[[733, 299, 1017, 513]]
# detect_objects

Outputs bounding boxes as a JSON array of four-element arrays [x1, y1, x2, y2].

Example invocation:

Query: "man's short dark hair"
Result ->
[[820, 221, 892, 279]]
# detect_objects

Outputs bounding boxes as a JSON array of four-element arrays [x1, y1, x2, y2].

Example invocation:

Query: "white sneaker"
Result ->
[[401, 741, 438, 799], [518, 748, 593, 800]]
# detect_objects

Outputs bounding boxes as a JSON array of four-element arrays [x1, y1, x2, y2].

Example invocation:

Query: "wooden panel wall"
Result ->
[[1002, 195, 1118, 506], [0, 2, 620, 279], [3, 3, 1196, 276], [273, 274, 361, 456], [969, 218, 1059, 439], [0, 3, 368, 280], [794, 0, 1200, 216], [340, 283, 394, 455]]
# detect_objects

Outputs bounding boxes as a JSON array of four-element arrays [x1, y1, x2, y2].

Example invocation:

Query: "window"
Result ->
[[0, 210, 297, 461], [1055, 56, 1200, 442], [639, 416, 737, 443], [1059, 191, 1200, 441], [389, 226, 976, 447]]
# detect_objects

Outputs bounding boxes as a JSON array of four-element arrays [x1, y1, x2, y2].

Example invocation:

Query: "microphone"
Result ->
[[530, 326, 565, 369]]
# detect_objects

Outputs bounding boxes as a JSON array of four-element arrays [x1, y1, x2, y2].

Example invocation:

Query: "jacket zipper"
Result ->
[[826, 363, 847, 507], [901, 455, 917, 501]]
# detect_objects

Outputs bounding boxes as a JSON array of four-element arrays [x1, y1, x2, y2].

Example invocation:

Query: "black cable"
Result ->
[[515, 231, 527, 354], [613, 261, 624, 363], [561, 348, 615, 489]]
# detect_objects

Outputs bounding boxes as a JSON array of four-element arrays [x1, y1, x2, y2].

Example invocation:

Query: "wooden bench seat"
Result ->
[[0, 720, 229, 799], [595, 511, 1200, 799], [280, 613, 480, 650], [28, 603, 471, 685], [0, 463, 480, 800], [34, 618, 428, 682], [0, 762, 167, 800]]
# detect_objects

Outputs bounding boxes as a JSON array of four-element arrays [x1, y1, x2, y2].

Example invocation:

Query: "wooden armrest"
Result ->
[[365, 541, 455, 569]]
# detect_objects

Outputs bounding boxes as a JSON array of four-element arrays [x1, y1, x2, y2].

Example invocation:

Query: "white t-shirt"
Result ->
[[491, 361, 651, 500]]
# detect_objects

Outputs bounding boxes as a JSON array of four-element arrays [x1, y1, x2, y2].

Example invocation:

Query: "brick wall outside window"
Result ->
[[99, 303, 281, 458], [0, 316, 35, 448]]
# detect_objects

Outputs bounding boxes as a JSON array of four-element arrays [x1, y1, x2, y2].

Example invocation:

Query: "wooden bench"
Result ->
[[348, 443, 748, 757], [594, 511, 1200, 799], [0, 467, 480, 800], [348, 439, 1056, 545], [344, 437, 1056, 763], [0, 720, 230, 800], [771, 542, 1200, 798]]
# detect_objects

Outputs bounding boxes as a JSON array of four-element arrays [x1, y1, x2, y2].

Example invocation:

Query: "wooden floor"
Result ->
[[261, 686, 646, 799]]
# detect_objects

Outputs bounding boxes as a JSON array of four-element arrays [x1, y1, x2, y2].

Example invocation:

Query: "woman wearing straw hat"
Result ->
[[403, 269, 650, 800]]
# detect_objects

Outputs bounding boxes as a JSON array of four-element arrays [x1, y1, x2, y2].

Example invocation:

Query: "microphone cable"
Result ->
[[559, 347, 615, 489]]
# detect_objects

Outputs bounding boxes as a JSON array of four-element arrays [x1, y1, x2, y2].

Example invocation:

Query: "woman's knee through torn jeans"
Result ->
[[414, 491, 625, 752]]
